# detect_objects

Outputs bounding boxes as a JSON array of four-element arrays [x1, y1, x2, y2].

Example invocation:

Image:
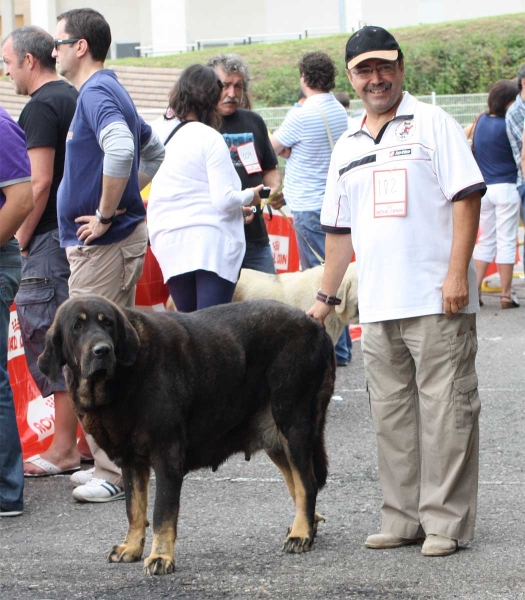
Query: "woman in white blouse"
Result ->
[[148, 64, 263, 311]]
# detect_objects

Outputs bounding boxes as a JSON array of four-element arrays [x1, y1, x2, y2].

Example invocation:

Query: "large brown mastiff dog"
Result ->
[[38, 295, 335, 575]]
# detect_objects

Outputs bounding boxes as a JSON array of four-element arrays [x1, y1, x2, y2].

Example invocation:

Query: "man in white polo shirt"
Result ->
[[308, 26, 485, 557]]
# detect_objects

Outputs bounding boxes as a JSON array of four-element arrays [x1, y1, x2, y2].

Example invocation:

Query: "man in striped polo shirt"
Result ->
[[270, 51, 352, 366]]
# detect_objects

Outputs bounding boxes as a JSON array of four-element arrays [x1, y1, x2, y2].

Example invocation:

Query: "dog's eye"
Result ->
[[74, 321, 83, 330], [104, 318, 112, 328]]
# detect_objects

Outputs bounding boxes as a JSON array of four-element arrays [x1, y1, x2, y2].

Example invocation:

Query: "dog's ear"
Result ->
[[115, 307, 140, 366], [37, 318, 65, 383]]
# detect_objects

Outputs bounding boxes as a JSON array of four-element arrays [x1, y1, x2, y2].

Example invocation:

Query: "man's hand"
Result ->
[[306, 300, 333, 327], [242, 206, 255, 225], [75, 208, 126, 245], [442, 271, 469, 319], [269, 188, 285, 209], [279, 147, 291, 159], [248, 184, 264, 206]]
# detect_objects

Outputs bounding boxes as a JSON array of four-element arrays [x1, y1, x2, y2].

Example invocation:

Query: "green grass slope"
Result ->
[[109, 13, 525, 106]]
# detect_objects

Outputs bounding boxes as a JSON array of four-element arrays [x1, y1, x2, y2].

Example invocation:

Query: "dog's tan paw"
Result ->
[[144, 554, 175, 576], [282, 535, 314, 554], [107, 543, 143, 563]]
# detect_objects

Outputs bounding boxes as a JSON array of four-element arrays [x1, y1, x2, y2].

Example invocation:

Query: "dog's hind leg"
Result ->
[[267, 448, 326, 543], [276, 434, 320, 554], [144, 454, 184, 576], [108, 464, 150, 564]]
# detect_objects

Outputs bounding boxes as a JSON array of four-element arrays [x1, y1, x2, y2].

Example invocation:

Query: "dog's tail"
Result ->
[[313, 431, 328, 489]]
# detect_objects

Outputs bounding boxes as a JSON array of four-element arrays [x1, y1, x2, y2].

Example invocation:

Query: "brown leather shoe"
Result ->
[[365, 533, 420, 549], [422, 534, 458, 556]]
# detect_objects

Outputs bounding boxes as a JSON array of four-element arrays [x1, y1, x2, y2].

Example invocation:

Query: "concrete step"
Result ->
[[0, 66, 181, 120]]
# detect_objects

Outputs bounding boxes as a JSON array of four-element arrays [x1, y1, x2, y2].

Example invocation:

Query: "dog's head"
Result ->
[[334, 263, 359, 324], [38, 295, 140, 409]]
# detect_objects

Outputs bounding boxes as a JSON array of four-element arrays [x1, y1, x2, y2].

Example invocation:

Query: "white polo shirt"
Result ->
[[321, 92, 486, 323]]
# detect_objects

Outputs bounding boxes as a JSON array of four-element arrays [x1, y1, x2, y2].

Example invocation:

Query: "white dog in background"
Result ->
[[232, 264, 358, 345]]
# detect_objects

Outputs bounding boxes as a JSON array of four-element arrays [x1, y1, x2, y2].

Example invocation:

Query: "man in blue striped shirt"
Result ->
[[505, 62, 525, 266], [271, 52, 352, 365]]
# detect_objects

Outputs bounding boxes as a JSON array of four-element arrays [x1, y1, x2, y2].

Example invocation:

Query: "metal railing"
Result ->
[[251, 93, 489, 130], [135, 28, 343, 57], [137, 93, 489, 127]]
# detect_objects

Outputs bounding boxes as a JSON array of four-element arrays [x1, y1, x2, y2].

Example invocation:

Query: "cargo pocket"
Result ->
[[453, 372, 481, 428], [120, 242, 146, 291], [449, 327, 478, 374], [15, 278, 57, 348]]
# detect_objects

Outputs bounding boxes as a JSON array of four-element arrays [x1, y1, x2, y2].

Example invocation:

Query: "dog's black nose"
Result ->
[[92, 343, 111, 357]]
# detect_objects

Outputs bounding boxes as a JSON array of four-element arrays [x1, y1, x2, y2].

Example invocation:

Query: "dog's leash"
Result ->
[[262, 185, 325, 264]]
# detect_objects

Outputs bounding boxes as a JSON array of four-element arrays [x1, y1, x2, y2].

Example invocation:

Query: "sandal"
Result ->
[[500, 294, 519, 309]]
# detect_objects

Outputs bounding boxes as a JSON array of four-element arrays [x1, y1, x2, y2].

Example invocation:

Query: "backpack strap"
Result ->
[[163, 119, 196, 146]]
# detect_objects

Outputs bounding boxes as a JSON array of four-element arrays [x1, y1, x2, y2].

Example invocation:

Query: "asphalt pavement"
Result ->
[[1, 276, 524, 600]]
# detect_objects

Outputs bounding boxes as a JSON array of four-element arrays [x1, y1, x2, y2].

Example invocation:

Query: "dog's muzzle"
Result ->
[[81, 340, 116, 380]]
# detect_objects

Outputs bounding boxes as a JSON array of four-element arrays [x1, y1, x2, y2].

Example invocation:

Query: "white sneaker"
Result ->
[[72, 477, 125, 503], [70, 467, 95, 487]]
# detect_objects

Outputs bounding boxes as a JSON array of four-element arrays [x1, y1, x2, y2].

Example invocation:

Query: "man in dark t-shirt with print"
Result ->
[[207, 54, 284, 274], [2, 26, 80, 477]]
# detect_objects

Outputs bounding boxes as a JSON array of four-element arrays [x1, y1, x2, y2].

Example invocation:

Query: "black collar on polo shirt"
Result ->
[[348, 113, 414, 145]]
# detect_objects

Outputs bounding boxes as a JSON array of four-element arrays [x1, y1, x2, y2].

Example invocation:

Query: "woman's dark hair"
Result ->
[[487, 79, 519, 117], [167, 65, 223, 129]]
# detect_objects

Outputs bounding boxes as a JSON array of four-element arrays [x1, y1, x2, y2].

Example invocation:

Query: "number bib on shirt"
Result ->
[[373, 169, 407, 218], [237, 141, 263, 174]]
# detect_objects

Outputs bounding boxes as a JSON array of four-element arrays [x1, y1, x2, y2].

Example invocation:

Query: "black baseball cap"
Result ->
[[345, 26, 401, 70]]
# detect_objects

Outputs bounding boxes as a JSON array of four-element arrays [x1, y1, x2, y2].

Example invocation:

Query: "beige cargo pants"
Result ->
[[362, 313, 480, 542]]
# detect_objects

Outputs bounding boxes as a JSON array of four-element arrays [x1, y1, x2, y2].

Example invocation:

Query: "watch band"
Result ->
[[316, 289, 342, 306], [95, 208, 116, 224]]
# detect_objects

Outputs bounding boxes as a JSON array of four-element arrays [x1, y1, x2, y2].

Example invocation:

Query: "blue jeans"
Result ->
[[292, 210, 326, 270], [242, 241, 275, 274], [292, 210, 352, 364], [0, 239, 23, 512]]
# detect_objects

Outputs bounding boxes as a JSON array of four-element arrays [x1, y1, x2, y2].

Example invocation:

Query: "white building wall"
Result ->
[[30, 0, 56, 33], [150, 0, 186, 50], [265, 0, 339, 34], [357, 0, 525, 29], [54, 0, 142, 45], [185, 0, 266, 42]]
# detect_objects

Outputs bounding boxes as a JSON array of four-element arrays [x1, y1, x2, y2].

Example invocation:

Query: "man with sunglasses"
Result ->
[[308, 26, 485, 556], [51, 8, 165, 503]]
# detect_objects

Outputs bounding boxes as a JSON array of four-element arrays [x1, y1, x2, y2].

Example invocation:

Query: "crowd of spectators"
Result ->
[[0, 14, 522, 565]]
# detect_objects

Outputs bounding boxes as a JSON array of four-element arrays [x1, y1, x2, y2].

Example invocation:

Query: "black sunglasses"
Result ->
[[54, 38, 81, 50]]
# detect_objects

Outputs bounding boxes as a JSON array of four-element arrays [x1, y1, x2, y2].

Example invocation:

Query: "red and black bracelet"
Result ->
[[316, 289, 342, 306]]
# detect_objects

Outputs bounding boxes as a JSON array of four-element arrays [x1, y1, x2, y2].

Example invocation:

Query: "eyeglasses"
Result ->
[[54, 38, 81, 51], [350, 64, 396, 79]]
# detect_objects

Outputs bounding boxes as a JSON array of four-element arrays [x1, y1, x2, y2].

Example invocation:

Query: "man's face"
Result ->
[[215, 66, 244, 116], [347, 58, 404, 118], [2, 37, 30, 96], [52, 19, 79, 81]]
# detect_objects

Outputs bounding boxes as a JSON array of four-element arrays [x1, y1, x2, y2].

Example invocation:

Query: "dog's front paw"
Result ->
[[282, 535, 314, 553], [107, 543, 143, 563], [144, 554, 175, 576]]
